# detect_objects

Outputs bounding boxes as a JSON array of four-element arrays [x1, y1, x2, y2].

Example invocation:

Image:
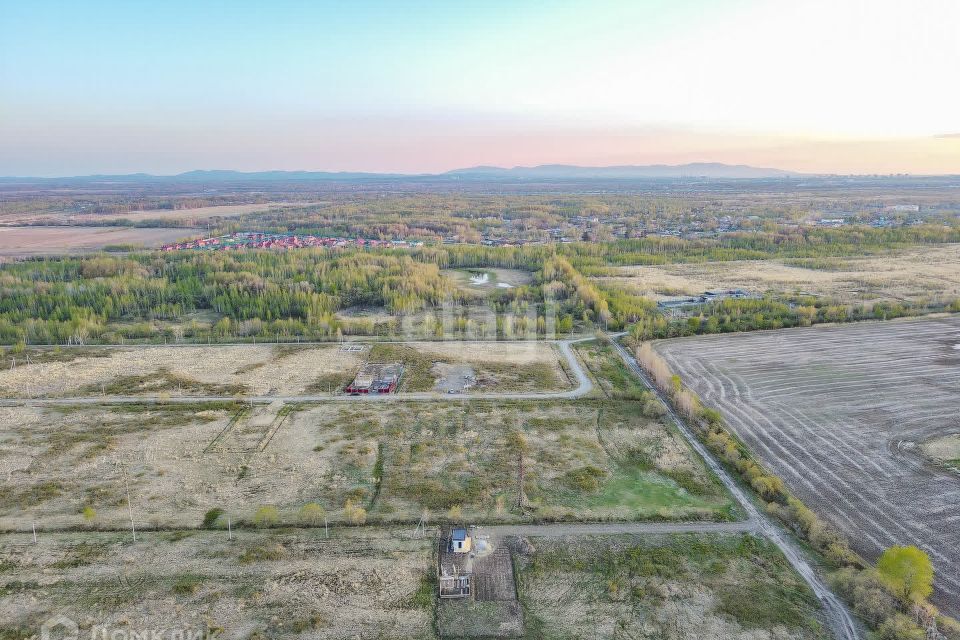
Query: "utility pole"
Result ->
[[516, 451, 525, 510], [228, 516, 232, 541], [121, 463, 137, 542]]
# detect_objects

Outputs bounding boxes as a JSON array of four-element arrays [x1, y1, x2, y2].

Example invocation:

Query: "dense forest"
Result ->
[[1, 223, 959, 345]]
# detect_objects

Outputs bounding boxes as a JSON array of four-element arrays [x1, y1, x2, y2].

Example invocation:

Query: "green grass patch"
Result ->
[[518, 534, 827, 639]]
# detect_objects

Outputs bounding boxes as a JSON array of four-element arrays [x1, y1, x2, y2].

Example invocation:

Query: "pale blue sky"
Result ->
[[2, 0, 958, 175]]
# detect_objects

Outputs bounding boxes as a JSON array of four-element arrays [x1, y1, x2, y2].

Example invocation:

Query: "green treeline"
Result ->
[[1, 224, 959, 345], [0, 251, 458, 344], [561, 224, 960, 274]]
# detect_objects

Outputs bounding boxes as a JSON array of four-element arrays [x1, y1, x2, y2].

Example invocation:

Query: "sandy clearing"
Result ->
[[0, 226, 194, 257]]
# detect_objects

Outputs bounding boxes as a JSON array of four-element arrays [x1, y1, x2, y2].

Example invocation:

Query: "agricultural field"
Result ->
[[0, 341, 570, 399], [599, 243, 960, 305], [0, 226, 193, 258], [515, 533, 829, 640], [0, 527, 435, 640], [71, 202, 325, 224], [656, 316, 960, 616], [0, 202, 325, 225], [0, 395, 733, 531]]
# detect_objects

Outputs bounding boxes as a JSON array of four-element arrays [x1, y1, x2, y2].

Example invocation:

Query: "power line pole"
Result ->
[[120, 462, 137, 542], [516, 451, 525, 511]]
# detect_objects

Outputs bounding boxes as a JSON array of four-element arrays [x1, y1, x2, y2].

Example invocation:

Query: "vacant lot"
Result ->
[[600, 243, 960, 305], [369, 341, 571, 393], [0, 527, 434, 639], [0, 396, 732, 531], [515, 533, 828, 640], [0, 341, 569, 399], [0, 344, 363, 398], [0, 529, 832, 640], [0, 226, 193, 257], [657, 316, 960, 616]]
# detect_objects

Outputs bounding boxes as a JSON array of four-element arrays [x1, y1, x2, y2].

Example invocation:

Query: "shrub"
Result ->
[[239, 543, 285, 564], [563, 465, 607, 492], [81, 506, 96, 522], [202, 507, 224, 528], [343, 499, 366, 525], [299, 503, 325, 525], [252, 505, 279, 528], [830, 568, 899, 627], [446, 505, 463, 521], [172, 574, 203, 596], [876, 614, 925, 640]]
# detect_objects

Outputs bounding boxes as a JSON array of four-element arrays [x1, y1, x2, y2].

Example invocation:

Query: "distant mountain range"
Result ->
[[444, 163, 800, 179], [0, 163, 803, 183]]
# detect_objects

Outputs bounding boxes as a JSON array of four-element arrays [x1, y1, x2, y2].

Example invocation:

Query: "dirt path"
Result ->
[[608, 337, 860, 640], [479, 520, 757, 538]]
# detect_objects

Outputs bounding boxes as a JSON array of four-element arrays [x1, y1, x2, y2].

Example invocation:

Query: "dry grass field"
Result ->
[[0, 226, 193, 257], [0, 202, 326, 226], [71, 202, 324, 224], [515, 533, 829, 640], [0, 396, 733, 531], [0, 344, 363, 398], [598, 244, 960, 304], [922, 434, 960, 471], [0, 529, 835, 640], [0, 528, 434, 639], [0, 341, 570, 399], [656, 316, 960, 616]]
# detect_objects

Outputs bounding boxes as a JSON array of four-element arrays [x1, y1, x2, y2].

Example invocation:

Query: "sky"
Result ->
[[1, 0, 958, 176]]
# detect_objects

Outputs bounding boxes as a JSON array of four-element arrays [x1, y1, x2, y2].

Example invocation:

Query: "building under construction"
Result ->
[[345, 362, 404, 394]]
